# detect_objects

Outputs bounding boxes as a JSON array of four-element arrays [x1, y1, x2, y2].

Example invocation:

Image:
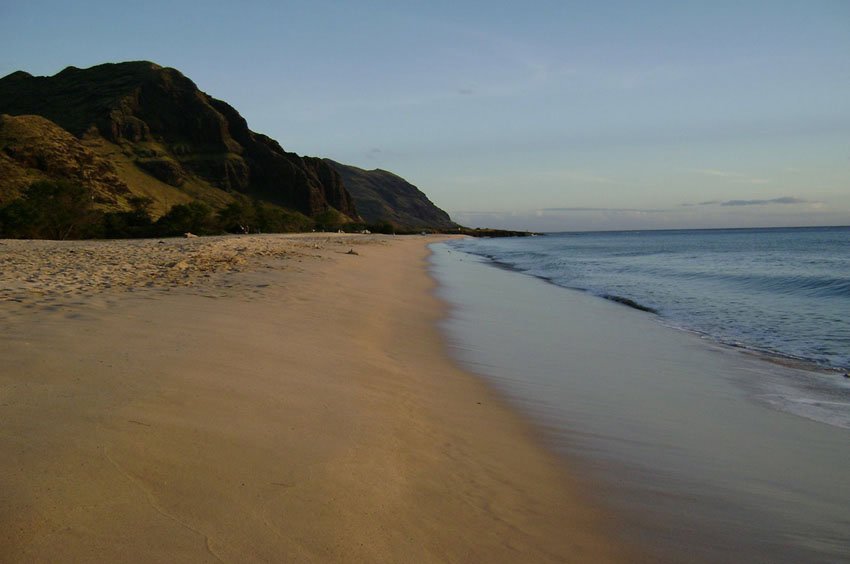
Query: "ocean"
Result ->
[[448, 226, 850, 429], [452, 226, 850, 373], [431, 227, 850, 563]]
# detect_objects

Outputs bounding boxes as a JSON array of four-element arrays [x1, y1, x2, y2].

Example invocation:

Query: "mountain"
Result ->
[[326, 160, 456, 231], [0, 61, 357, 220], [0, 113, 130, 205]]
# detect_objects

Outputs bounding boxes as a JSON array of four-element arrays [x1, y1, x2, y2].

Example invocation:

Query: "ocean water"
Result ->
[[431, 231, 850, 563], [450, 227, 850, 372], [448, 227, 850, 429]]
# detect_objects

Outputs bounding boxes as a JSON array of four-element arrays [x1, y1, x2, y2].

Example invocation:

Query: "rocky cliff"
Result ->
[[0, 62, 358, 219]]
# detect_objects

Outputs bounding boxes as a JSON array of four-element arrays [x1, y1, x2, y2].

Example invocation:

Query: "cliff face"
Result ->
[[327, 160, 456, 230], [0, 62, 358, 218]]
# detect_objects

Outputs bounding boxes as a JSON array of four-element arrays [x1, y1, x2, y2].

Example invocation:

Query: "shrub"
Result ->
[[155, 201, 216, 236], [368, 220, 396, 235], [218, 197, 256, 233], [0, 180, 102, 239]]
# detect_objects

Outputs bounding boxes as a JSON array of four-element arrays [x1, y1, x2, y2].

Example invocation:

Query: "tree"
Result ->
[[369, 220, 396, 235], [252, 200, 313, 233], [101, 196, 155, 238], [155, 201, 216, 236], [0, 198, 36, 238], [218, 197, 256, 233], [0, 180, 101, 239], [313, 208, 345, 232]]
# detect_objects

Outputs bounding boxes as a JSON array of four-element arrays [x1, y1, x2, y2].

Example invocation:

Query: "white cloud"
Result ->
[[689, 168, 769, 184]]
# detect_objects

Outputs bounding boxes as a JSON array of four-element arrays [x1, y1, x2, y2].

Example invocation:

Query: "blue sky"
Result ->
[[2, 1, 848, 230]]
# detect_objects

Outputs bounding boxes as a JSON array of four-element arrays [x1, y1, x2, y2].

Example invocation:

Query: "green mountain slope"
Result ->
[[326, 160, 455, 231]]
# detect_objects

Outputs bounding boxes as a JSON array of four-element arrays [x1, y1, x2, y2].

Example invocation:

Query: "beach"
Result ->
[[0, 234, 631, 563], [432, 241, 850, 563]]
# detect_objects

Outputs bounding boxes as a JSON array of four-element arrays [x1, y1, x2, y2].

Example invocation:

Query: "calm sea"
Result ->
[[432, 229, 850, 562], [452, 227, 849, 371], [450, 227, 850, 419]]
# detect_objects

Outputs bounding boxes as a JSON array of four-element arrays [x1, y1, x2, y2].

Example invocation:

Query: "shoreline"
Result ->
[[466, 242, 848, 378], [451, 227, 850, 380], [431, 241, 850, 563], [469, 243, 850, 418], [0, 234, 634, 562]]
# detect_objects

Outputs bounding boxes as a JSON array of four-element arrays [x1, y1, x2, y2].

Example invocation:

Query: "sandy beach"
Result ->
[[0, 234, 631, 563]]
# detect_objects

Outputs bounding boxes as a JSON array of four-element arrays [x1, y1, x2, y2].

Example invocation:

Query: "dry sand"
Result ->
[[0, 234, 632, 563]]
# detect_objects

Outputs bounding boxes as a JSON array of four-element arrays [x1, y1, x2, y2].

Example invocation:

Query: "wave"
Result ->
[[637, 269, 850, 298], [600, 294, 658, 314], [507, 261, 850, 300]]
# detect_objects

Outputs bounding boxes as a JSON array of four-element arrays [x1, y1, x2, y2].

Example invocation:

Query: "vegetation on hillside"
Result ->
[[326, 159, 456, 231], [0, 180, 411, 239]]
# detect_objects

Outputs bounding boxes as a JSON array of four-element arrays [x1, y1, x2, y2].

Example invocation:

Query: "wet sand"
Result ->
[[431, 242, 850, 564], [0, 234, 632, 562]]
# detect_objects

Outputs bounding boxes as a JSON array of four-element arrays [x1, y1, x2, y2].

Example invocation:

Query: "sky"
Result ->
[[1, 0, 848, 231]]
